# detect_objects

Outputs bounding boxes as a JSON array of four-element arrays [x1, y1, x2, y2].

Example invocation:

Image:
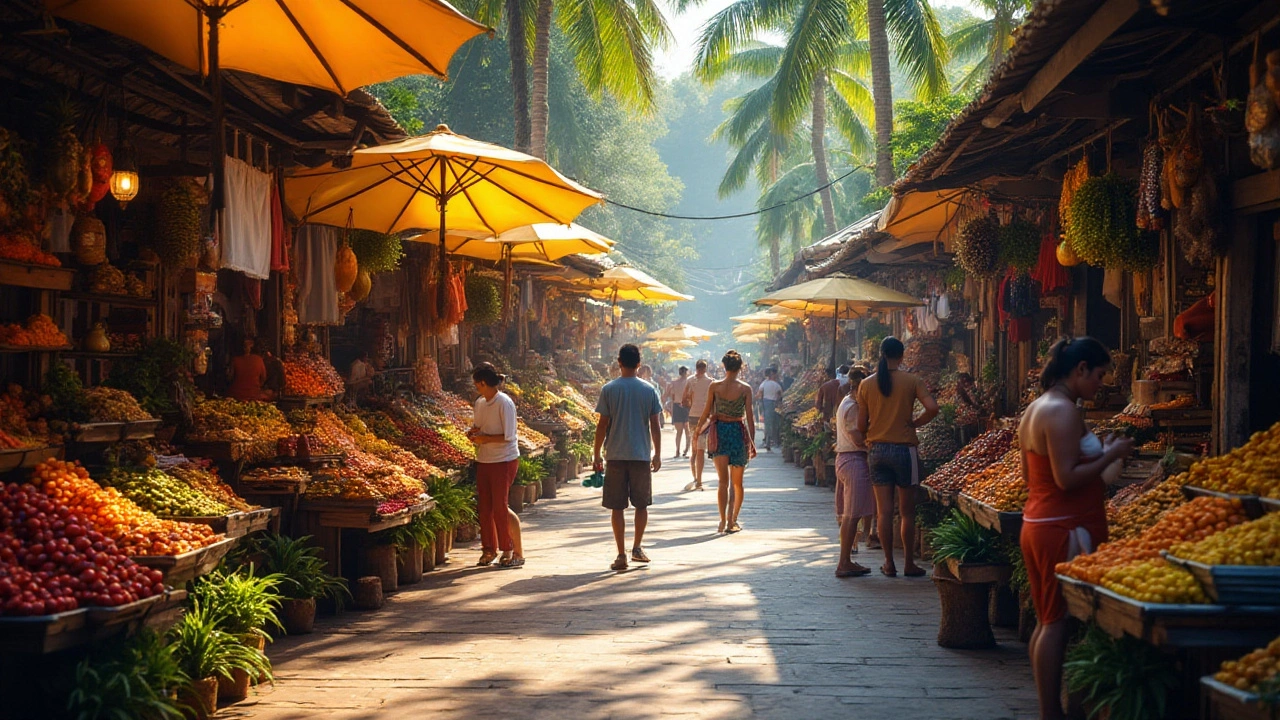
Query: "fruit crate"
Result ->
[[1092, 585, 1280, 648], [1184, 486, 1268, 520], [277, 395, 339, 411], [0, 259, 74, 291], [0, 343, 74, 353], [158, 508, 277, 538], [1201, 677, 1279, 720], [133, 536, 237, 585], [301, 497, 434, 532], [923, 484, 956, 507], [182, 439, 249, 462], [1057, 574, 1097, 622], [0, 445, 61, 472], [71, 422, 127, 443], [1261, 497, 1280, 515], [0, 589, 187, 654], [123, 418, 163, 440], [943, 558, 1012, 584], [1163, 553, 1280, 606], [956, 493, 1023, 539]]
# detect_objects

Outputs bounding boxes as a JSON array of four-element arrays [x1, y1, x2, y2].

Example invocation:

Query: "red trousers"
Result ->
[[476, 459, 518, 552]]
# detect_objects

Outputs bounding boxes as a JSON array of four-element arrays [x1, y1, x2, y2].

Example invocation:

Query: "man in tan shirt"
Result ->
[[682, 359, 715, 490]]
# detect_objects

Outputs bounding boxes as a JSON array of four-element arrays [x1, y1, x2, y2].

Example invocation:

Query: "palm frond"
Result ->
[[952, 55, 992, 94], [719, 124, 771, 197], [716, 77, 777, 144], [692, 0, 797, 82], [706, 44, 786, 80], [884, 0, 949, 100], [827, 68, 873, 119], [771, 0, 852, 130], [946, 18, 994, 61], [831, 38, 871, 77], [558, 0, 667, 110], [825, 84, 873, 157]]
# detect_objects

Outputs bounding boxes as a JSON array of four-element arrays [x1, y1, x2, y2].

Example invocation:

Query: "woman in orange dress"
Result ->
[[1018, 337, 1132, 720]]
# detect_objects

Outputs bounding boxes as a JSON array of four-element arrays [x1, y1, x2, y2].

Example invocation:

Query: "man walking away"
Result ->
[[593, 344, 663, 572], [756, 368, 784, 451], [682, 359, 715, 491], [664, 366, 691, 458]]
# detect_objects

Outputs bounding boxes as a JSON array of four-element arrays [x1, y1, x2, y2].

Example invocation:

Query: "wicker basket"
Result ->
[[71, 214, 107, 265]]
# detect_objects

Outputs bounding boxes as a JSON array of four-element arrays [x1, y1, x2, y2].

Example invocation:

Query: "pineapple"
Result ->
[[40, 96, 82, 201]]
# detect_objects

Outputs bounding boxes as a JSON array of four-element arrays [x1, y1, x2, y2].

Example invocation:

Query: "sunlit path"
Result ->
[[244, 429, 1036, 719]]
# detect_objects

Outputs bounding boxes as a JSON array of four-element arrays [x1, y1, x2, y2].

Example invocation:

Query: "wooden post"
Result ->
[[1214, 220, 1255, 453]]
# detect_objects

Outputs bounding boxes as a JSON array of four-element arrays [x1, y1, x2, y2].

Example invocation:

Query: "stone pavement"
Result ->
[[236, 433, 1038, 720]]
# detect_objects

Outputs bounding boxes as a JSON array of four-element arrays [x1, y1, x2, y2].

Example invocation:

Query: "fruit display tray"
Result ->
[[942, 558, 1012, 585], [158, 507, 279, 538], [277, 395, 339, 411], [957, 493, 1023, 539], [1262, 497, 1280, 515], [1091, 585, 1280, 648], [0, 588, 187, 654], [1184, 486, 1268, 520], [923, 484, 957, 507], [1057, 574, 1097, 622], [1163, 553, 1280, 606], [301, 497, 434, 532], [133, 536, 237, 585], [0, 445, 61, 472], [1199, 677, 1279, 720], [0, 259, 74, 291]]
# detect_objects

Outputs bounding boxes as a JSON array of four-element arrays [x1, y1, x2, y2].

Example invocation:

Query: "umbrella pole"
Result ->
[[502, 245, 513, 326], [830, 300, 838, 370], [206, 7, 227, 211], [610, 286, 618, 338], [437, 162, 448, 317]]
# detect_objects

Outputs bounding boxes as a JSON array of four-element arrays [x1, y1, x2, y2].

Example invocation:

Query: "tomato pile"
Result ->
[[283, 353, 345, 397], [0, 481, 165, 616], [924, 427, 1016, 494]]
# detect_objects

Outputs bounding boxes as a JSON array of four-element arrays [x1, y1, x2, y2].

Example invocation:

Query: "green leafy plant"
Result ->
[[67, 630, 187, 720], [190, 568, 284, 642], [45, 361, 89, 422], [104, 339, 194, 415], [428, 477, 478, 528], [384, 510, 438, 550], [250, 534, 349, 606], [1064, 624, 1178, 720], [928, 509, 1004, 565], [567, 441, 593, 464], [515, 456, 546, 486], [1006, 541, 1030, 598], [798, 431, 830, 462], [464, 274, 501, 325], [914, 499, 949, 530], [169, 600, 272, 684], [348, 229, 404, 273]]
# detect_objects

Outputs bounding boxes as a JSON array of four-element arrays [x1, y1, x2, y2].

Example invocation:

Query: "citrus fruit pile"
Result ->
[[166, 463, 255, 512], [283, 353, 345, 397], [1215, 638, 1280, 692], [962, 448, 1026, 511], [103, 467, 231, 518], [32, 458, 219, 556], [1100, 557, 1208, 604], [516, 419, 550, 451], [924, 427, 1016, 494], [0, 481, 165, 616], [1181, 422, 1280, 498], [0, 233, 60, 267], [1168, 512, 1280, 566], [0, 314, 68, 347], [1107, 475, 1189, 540], [1058, 496, 1247, 584], [189, 398, 291, 462]]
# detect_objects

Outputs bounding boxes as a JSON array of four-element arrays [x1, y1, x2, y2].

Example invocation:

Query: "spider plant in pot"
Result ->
[[67, 630, 188, 720], [251, 534, 349, 635], [191, 568, 283, 701], [169, 601, 272, 719], [929, 509, 1005, 579]]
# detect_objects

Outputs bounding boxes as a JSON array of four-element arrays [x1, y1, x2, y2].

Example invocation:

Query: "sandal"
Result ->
[[477, 553, 497, 566], [903, 566, 926, 577], [631, 547, 650, 563], [880, 565, 897, 577], [717, 521, 726, 534], [728, 522, 742, 533], [611, 553, 628, 571], [500, 556, 525, 568], [836, 565, 872, 578]]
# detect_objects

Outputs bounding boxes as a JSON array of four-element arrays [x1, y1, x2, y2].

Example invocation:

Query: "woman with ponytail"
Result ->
[[1019, 337, 1132, 720], [855, 336, 938, 577], [468, 362, 525, 568]]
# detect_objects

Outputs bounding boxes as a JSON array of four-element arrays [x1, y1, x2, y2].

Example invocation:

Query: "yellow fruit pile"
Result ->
[[1182, 422, 1280, 498], [1059, 497, 1247, 584], [1107, 475, 1188, 540], [1169, 513, 1280, 566], [962, 449, 1026, 511], [1100, 558, 1208, 604], [1215, 638, 1280, 692]]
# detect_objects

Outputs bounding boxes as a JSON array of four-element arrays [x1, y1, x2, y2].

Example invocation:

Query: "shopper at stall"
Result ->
[[856, 336, 938, 578], [664, 366, 692, 459], [468, 362, 525, 569], [816, 366, 841, 421], [1018, 337, 1132, 720], [682, 359, 715, 491], [227, 337, 267, 401], [348, 350, 375, 403], [756, 368, 783, 451], [695, 350, 756, 534], [593, 344, 663, 572], [835, 366, 873, 577], [262, 348, 286, 401]]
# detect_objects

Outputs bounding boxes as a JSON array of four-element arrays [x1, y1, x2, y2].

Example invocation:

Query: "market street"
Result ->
[[243, 433, 1038, 720]]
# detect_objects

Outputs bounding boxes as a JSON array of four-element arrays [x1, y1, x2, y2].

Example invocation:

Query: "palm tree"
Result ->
[[947, 0, 1032, 93]]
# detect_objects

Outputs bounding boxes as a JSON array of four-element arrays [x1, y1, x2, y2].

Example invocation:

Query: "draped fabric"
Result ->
[[295, 224, 341, 325], [270, 181, 290, 272], [220, 157, 272, 280]]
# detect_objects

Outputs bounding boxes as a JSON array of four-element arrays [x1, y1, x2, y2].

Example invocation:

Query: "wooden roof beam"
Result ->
[[982, 0, 1140, 129]]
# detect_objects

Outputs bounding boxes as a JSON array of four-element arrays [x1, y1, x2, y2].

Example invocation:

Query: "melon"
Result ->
[[349, 269, 372, 302], [335, 245, 357, 292]]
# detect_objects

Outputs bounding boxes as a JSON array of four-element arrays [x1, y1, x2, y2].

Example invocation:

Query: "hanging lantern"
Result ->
[[109, 142, 140, 208]]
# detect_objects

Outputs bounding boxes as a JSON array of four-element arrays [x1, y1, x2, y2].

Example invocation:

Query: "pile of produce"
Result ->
[[1107, 474, 1188, 540], [779, 364, 826, 415], [283, 353, 345, 397], [339, 411, 444, 480], [792, 407, 825, 437], [102, 467, 231, 517], [1179, 421, 1280, 497], [1214, 638, 1280, 694], [102, 338, 194, 415], [0, 313, 68, 347], [923, 427, 1016, 494], [374, 411, 473, 469], [955, 215, 999, 277], [188, 398, 291, 462], [0, 234, 59, 266], [240, 466, 309, 487], [917, 409, 959, 462], [1168, 512, 1280, 566], [305, 411, 427, 499], [87, 263, 147, 297], [83, 387, 154, 422], [464, 274, 501, 325], [516, 420, 550, 451], [31, 459, 220, 556], [962, 449, 1026, 511], [166, 463, 255, 512], [1099, 557, 1208, 604], [0, 481, 166, 615], [0, 384, 53, 448], [1058, 496, 1247, 584]]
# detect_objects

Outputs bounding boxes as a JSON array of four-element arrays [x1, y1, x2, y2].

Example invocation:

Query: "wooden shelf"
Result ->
[[61, 292, 159, 308], [62, 350, 141, 359], [0, 344, 72, 353], [0, 260, 74, 291]]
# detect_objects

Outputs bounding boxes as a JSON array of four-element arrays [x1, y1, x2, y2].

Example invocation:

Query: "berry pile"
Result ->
[[924, 427, 1016, 494]]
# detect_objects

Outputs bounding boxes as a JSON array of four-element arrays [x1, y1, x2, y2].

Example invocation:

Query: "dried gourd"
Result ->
[[956, 215, 1000, 277], [1137, 142, 1165, 231], [1058, 157, 1089, 239], [1173, 106, 1203, 190], [334, 244, 358, 292]]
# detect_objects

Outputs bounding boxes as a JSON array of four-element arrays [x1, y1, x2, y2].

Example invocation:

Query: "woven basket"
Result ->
[[71, 214, 107, 265]]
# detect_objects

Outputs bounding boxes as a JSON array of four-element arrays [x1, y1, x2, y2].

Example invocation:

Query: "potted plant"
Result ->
[[420, 509, 447, 572], [67, 630, 187, 720], [170, 601, 272, 720], [191, 568, 284, 702], [543, 451, 561, 499], [251, 534, 349, 635], [929, 510, 1007, 649], [383, 514, 432, 586], [365, 531, 399, 594]]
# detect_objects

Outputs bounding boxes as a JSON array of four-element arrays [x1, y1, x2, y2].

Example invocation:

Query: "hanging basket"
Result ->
[[70, 214, 107, 265]]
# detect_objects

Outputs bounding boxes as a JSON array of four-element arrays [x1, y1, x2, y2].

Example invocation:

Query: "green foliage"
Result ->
[[856, 94, 970, 215], [515, 456, 547, 486], [1007, 541, 1030, 597], [45, 361, 88, 422], [190, 567, 284, 641], [998, 218, 1041, 271], [928, 509, 1003, 564], [348, 230, 403, 274], [1064, 624, 1178, 720], [250, 534, 348, 605], [799, 431, 830, 461], [1066, 174, 1159, 271], [568, 441, 594, 464], [103, 339, 194, 415], [168, 600, 272, 683], [464, 274, 502, 326], [385, 510, 438, 550], [914, 499, 948, 530], [428, 477, 478, 528], [67, 630, 187, 720]]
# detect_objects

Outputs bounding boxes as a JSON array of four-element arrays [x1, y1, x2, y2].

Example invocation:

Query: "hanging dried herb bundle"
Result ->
[[464, 274, 501, 325], [955, 215, 999, 277], [998, 218, 1041, 271], [348, 230, 404, 274], [0, 128, 31, 230], [1066, 173, 1141, 269], [1173, 175, 1225, 269], [1136, 143, 1166, 230], [154, 179, 207, 268], [1058, 157, 1089, 239]]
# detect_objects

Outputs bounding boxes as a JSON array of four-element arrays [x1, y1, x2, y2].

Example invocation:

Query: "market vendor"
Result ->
[[955, 373, 983, 443], [227, 337, 267, 401], [347, 350, 375, 402], [262, 349, 285, 400]]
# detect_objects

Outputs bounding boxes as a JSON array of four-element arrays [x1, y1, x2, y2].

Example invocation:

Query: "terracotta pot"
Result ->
[[217, 634, 264, 702], [422, 540, 437, 572], [397, 543, 424, 585], [446, 528, 455, 553], [541, 472, 558, 500], [803, 466, 816, 485], [508, 483, 525, 514], [455, 523, 478, 543], [434, 535, 448, 566], [280, 597, 315, 635], [353, 576, 383, 610], [525, 483, 538, 504], [181, 677, 219, 720], [570, 459, 581, 478], [557, 459, 569, 483], [365, 544, 398, 593], [782, 446, 795, 463]]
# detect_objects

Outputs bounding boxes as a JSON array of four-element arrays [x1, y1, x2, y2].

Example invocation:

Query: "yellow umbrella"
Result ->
[[733, 323, 782, 337], [49, 0, 488, 207], [288, 125, 601, 313], [733, 333, 766, 344], [730, 309, 800, 325], [582, 266, 693, 302], [645, 339, 697, 352], [417, 223, 613, 262], [646, 323, 717, 342], [668, 350, 694, 361]]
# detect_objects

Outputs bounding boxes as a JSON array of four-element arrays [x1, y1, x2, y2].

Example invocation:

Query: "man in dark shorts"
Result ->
[[664, 366, 691, 458], [593, 344, 663, 571]]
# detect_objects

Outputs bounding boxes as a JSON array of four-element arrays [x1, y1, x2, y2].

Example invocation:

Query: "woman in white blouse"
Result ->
[[467, 362, 525, 568]]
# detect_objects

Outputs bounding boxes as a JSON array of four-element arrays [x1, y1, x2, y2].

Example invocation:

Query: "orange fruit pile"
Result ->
[[1107, 475, 1189, 540], [1058, 496, 1247, 584], [1169, 513, 1280, 566], [1182, 422, 1280, 498], [0, 234, 60, 267], [962, 449, 1026, 511], [32, 458, 220, 556], [1215, 637, 1280, 692], [0, 314, 68, 347]]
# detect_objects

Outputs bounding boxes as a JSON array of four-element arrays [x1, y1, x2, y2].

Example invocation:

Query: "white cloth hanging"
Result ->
[[46, 202, 74, 253], [1102, 269, 1124, 309], [936, 292, 950, 320], [219, 156, 272, 279], [295, 224, 341, 325]]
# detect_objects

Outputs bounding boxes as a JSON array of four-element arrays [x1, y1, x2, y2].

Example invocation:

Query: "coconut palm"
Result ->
[[947, 0, 1032, 93]]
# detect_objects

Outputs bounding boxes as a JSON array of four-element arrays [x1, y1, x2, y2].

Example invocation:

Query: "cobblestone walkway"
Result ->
[[238, 434, 1037, 719]]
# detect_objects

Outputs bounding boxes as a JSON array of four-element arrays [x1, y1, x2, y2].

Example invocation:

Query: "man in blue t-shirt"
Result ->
[[593, 344, 663, 572]]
